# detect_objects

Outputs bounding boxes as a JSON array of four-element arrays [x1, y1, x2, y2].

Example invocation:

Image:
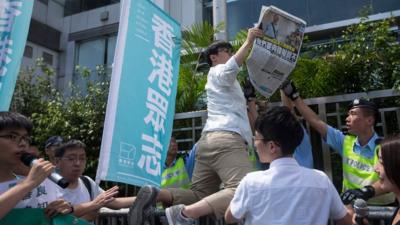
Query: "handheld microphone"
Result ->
[[20, 153, 69, 189], [354, 198, 369, 225]]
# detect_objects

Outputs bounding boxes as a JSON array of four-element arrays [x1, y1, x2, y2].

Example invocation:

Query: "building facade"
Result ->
[[23, 0, 399, 94]]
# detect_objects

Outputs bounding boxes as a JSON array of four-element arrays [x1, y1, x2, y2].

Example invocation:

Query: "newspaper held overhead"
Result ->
[[247, 5, 306, 97]]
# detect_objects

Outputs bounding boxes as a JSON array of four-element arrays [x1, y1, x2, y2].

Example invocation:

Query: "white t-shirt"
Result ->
[[203, 56, 253, 144], [0, 177, 61, 208], [230, 158, 347, 225], [59, 176, 103, 205]]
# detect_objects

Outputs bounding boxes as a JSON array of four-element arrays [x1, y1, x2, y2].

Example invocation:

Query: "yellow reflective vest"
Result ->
[[342, 135, 394, 205], [161, 157, 191, 189]]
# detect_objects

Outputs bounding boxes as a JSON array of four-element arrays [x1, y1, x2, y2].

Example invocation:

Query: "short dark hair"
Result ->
[[45, 136, 63, 148], [360, 107, 379, 125], [379, 135, 400, 189], [203, 41, 233, 66], [254, 106, 304, 155], [0, 112, 32, 134], [55, 139, 86, 158]]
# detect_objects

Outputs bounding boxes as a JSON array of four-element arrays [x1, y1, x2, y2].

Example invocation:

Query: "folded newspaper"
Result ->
[[247, 6, 306, 97]]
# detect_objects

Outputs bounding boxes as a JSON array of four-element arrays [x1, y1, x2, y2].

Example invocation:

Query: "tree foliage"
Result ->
[[11, 61, 109, 176], [291, 13, 400, 98], [9, 13, 400, 178], [174, 22, 222, 112]]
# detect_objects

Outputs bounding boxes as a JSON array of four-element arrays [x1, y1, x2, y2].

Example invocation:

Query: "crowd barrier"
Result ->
[[95, 206, 397, 225]]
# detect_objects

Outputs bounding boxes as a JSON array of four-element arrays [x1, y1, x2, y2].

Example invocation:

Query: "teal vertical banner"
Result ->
[[0, 1, 34, 110], [96, 0, 181, 187]]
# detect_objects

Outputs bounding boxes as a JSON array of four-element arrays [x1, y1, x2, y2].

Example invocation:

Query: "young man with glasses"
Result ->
[[54, 139, 136, 222], [0, 112, 72, 219], [225, 106, 352, 225], [130, 27, 263, 225]]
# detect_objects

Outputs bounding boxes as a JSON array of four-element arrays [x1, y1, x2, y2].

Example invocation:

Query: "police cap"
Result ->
[[45, 136, 63, 148], [347, 98, 378, 113]]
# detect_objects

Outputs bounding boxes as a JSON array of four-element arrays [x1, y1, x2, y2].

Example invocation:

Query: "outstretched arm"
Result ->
[[234, 27, 263, 67], [247, 99, 258, 134], [73, 185, 119, 218], [293, 97, 328, 137], [281, 80, 328, 137], [105, 196, 136, 209], [280, 90, 294, 111]]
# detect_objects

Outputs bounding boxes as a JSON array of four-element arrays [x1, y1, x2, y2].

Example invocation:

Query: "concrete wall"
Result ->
[[57, 3, 120, 94], [21, 41, 59, 71], [56, 0, 203, 94], [153, 0, 203, 29], [32, 0, 64, 31]]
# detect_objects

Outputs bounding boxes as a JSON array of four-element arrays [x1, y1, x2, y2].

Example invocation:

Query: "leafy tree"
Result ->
[[175, 22, 222, 112], [11, 61, 109, 177], [11, 58, 59, 117], [11, 12, 399, 185], [291, 12, 400, 98]]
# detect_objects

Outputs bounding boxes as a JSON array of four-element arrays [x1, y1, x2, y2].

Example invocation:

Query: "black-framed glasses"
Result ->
[[252, 135, 281, 146], [252, 136, 264, 141], [62, 156, 87, 163], [0, 134, 32, 145], [217, 48, 233, 55]]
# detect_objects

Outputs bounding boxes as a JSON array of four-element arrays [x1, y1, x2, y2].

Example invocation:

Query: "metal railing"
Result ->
[[96, 208, 229, 225], [96, 89, 400, 225], [96, 206, 397, 225], [172, 89, 400, 186]]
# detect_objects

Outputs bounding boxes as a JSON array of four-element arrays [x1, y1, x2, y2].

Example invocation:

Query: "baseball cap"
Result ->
[[45, 136, 63, 148]]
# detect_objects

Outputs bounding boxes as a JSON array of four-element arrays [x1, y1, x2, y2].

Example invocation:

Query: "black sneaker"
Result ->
[[128, 185, 159, 225]]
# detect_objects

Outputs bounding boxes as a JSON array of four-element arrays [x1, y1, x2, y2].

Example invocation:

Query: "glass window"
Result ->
[[64, 0, 121, 16], [106, 35, 117, 71], [42, 51, 54, 65], [74, 38, 106, 93], [73, 35, 116, 94], [38, 0, 48, 5], [205, 0, 400, 41], [24, 45, 33, 58]]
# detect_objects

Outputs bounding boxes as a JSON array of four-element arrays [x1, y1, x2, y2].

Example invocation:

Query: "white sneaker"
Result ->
[[165, 204, 195, 225]]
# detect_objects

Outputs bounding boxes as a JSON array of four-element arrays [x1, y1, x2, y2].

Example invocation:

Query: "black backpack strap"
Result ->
[[80, 175, 93, 201]]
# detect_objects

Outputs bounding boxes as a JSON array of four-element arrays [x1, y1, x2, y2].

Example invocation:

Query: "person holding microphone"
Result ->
[[354, 135, 400, 225], [0, 112, 72, 220]]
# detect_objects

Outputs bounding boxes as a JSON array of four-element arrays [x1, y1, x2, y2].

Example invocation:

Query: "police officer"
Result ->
[[161, 137, 191, 189], [281, 80, 394, 206], [44, 136, 63, 165]]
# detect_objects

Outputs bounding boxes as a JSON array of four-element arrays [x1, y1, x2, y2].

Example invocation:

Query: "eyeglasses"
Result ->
[[252, 136, 281, 146], [252, 136, 264, 141], [0, 134, 32, 145], [62, 156, 87, 163], [217, 48, 233, 54]]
